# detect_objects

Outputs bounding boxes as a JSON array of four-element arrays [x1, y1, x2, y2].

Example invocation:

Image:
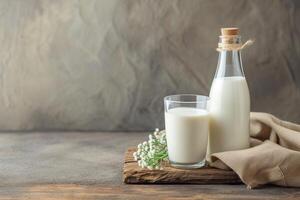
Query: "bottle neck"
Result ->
[[214, 49, 245, 78]]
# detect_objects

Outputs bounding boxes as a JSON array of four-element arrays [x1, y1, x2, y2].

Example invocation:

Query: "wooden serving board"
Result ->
[[123, 148, 241, 184]]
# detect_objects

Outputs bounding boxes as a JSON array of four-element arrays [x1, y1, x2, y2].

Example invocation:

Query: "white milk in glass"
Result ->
[[165, 107, 209, 164]]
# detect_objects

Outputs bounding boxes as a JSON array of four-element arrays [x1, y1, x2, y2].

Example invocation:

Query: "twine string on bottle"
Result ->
[[216, 39, 255, 51]]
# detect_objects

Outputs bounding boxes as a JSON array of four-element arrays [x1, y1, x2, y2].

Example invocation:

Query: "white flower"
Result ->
[[148, 146, 153, 151], [138, 160, 142, 166], [134, 129, 168, 170], [149, 135, 153, 140], [155, 128, 159, 132]]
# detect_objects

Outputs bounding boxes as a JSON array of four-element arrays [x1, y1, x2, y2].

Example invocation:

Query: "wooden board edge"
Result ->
[[123, 147, 242, 184]]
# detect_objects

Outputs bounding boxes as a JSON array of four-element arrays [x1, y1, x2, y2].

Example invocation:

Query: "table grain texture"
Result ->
[[0, 132, 299, 199]]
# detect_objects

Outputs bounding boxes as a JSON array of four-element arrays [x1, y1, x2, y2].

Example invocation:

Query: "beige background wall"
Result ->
[[0, 0, 299, 131]]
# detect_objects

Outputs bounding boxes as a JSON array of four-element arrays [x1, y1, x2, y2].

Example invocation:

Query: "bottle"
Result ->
[[207, 28, 250, 161]]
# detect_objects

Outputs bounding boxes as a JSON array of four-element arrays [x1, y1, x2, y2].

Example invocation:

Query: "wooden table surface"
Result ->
[[0, 132, 299, 199]]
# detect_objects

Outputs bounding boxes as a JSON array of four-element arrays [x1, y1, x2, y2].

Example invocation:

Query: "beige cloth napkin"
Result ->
[[210, 112, 300, 189]]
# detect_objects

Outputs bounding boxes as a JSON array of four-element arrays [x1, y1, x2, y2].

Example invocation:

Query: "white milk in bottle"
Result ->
[[207, 28, 250, 161]]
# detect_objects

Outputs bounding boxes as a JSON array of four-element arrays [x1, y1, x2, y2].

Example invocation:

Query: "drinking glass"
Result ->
[[164, 94, 209, 169]]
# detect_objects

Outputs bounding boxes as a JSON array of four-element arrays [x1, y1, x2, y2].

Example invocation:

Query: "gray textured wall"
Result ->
[[0, 0, 299, 131]]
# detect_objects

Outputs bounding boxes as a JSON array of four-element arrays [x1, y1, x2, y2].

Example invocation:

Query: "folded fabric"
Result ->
[[210, 112, 300, 189]]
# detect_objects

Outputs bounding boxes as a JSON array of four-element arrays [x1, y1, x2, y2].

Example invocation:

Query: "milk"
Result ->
[[165, 107, 209, 164], [207, 76, 250, 159]]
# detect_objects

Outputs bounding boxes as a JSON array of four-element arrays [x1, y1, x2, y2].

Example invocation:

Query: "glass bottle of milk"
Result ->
[[207, 28, 250, 161]]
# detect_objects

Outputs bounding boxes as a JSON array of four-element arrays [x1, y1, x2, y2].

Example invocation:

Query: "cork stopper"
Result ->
[[217, 27, 254, 51], [221, 28, 239, 36]]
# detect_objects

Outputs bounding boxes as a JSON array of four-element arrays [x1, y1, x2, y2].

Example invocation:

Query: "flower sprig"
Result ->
[[133, 128, 168, 170]]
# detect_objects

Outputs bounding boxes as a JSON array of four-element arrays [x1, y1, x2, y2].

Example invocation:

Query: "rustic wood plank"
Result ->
[[0, 184, 299, 200], [123, 147, 241, 184]]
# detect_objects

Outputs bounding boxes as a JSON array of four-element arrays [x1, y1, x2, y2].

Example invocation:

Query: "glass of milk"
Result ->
[[164, 94, 209, 169]]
